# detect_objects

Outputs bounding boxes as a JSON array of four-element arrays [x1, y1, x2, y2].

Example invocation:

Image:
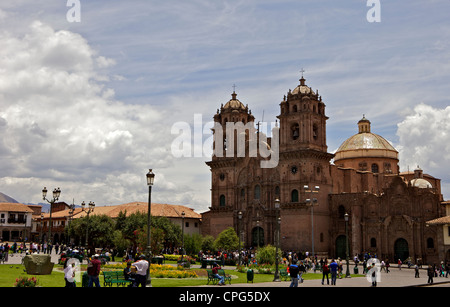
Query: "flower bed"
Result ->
[[237, 264, 288, 274], [102, 263, 198, 279], [14, 276, 38, 287]]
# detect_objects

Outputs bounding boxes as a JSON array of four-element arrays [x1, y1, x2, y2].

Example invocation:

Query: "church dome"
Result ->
[[291, 77, 318, 96], [410, 178, 433, 189], [410, 166, 432, 188], [223, 92, 246, 110], [334, 116, 399, 162]]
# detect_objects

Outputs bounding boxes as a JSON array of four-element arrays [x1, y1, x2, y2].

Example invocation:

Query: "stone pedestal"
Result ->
[[23, 254, 54, 275]]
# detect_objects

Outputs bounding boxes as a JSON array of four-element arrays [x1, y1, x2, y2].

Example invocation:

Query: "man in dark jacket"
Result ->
[[289, 263, 300, 287], [87, 254, 102, 287]]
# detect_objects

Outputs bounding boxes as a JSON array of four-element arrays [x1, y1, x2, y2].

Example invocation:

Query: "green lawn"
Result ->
[[0, 264, 363, 287]]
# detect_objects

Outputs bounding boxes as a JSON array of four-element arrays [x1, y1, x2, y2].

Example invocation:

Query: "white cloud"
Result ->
[[0, 20, 186, 207], [397, 103, 450, 197]]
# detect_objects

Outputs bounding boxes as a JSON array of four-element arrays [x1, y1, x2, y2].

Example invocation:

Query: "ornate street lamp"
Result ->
[[181, 211, 185, 262], [146, 169, 155, 287], [68, 203, 75, 246], [345, 212, 351, 278], [304, 185, 319, 258], [40, 213, 44, 244], [42, 187, 61, 245], [81, 201, 95, 251], [273, 198, 281, 282]]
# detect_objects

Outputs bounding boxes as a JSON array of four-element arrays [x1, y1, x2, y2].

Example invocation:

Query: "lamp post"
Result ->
[[42, 187, 61, 245], [344, 212, 351, 278], [39, 213, 44, 244], [304, 185, 319, 258], [181, 211, 185, 262], [273, 198, 281, 282], [238, 211, 243, 266], [256, 219, 260, 249], [81, 201, 95, 251], [68, 203, 75, 246], [146, 169, 155, 287]]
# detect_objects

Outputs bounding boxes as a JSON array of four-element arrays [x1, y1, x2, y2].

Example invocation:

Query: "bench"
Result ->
[[206, 269, 220, 285], [102, 270, 133, 287], [279, 268, 289, 281], [314, 264, 322, 273], [218, 269, 232, 285]]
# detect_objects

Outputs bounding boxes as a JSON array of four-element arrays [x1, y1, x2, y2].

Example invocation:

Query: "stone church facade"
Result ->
[[201, 75, 447, 264]]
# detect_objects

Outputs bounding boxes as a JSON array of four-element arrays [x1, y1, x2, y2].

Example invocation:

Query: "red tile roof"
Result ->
[[42, 202, 201, 220], [0, 203, 34, 213]]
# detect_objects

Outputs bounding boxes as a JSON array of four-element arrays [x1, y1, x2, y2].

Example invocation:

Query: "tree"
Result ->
[[256, 244, 282, 265], [115, 210, 181, 254], [202, 235, 215, 253], [214, 227, 239, 251], [66, 214, 115, 252], [184, 233, 203, 256]]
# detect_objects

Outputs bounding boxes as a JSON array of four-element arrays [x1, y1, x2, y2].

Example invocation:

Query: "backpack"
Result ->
[[323, 264, 329, 273]]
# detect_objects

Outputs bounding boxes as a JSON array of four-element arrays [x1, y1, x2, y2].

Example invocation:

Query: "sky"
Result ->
[[0, 0, 450, 213]]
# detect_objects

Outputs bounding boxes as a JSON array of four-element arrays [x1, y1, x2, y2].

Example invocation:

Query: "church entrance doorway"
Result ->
[[394, 238, 409, 262], [335, 235, 347, 259], [252, 227, 264, 248]]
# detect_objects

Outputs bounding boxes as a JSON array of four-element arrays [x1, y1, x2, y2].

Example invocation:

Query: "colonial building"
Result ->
[[0, 203, 34, 242], [38, 202, 202, 245], [201, 75, 448, 264]]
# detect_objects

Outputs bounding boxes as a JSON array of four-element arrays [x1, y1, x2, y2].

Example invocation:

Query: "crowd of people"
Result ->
[[2, 240, 450, 287]]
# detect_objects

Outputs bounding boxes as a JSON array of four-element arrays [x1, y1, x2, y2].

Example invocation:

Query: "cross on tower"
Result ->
[[300, 68, 305, 78], [232, 84, 237, 92]]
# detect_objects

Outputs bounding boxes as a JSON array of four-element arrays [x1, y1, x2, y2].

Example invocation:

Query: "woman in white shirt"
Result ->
[[64, 260, 76, 287]]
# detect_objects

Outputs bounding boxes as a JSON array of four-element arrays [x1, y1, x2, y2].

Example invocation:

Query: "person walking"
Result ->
[[87, 254, 101, 287], [132, 254, 150, 287], [289, 262, 300, 287], [329, 259, 338, 286], [64, 260, 76, 287], [446, 262, 450, 278], [439, 262, 445, 277], [427, 264, 434, 284], [321, 261, 330, 285], [370, 263, 377, 287], [414, 264, 420, 278]]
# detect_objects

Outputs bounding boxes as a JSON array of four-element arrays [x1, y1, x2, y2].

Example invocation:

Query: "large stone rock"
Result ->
[[23, 254, 54, 275]]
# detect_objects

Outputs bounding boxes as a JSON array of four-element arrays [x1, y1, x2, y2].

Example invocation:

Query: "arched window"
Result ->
[[291, 189, 299, 202], [371, 163, 379, 173], [240, 188, 245, 198], [275, 186, 280, 196], [338, 205, 346, 219], [291, 124, 300, 140], [427, 238, 434, 249], [254, 185, 261, 200], [313, 124, 318, 140], [219, 195, 226, 207]]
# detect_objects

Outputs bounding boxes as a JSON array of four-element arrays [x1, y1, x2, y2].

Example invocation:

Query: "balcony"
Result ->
[[7, 218, 27, 224]]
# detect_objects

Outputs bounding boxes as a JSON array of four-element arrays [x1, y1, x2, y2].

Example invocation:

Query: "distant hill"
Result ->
[[0, 192, 19, 203]]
